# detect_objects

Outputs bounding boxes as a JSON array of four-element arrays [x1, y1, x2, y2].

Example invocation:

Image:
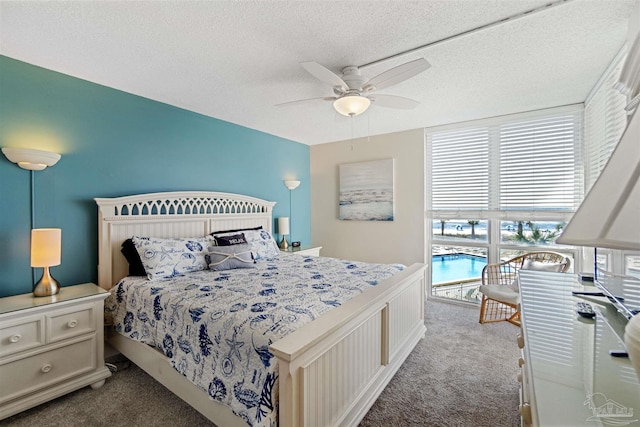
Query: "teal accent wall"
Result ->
[[0, 56, 310, 298]]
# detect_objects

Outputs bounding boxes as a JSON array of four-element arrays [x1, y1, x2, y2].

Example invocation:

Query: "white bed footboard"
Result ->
[[270, 263, 426, 427]]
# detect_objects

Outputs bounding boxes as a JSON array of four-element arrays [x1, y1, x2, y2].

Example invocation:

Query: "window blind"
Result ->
[[500, 114, 582, 211], [584, 54, 627, 192], [430, 127, 489, 211], [428, 106, 583, 216]]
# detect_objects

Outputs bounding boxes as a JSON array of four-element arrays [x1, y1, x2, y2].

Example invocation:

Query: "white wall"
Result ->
[[310, 128, 425, 267]]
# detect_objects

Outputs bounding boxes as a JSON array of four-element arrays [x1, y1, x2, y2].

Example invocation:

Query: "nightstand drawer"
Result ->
[[47, 304, 95, 343], [0, 317, 45, 358], [0, 336, 96, 404]]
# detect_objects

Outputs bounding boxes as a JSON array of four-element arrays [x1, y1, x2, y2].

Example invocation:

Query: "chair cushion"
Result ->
[[479, 284, 520, 305], [522, 259, 563, 272]]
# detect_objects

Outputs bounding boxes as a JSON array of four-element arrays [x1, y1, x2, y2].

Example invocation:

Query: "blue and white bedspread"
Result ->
[[105, 253, 404, 427]]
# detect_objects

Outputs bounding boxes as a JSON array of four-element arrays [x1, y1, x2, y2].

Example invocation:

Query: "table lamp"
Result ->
[[278, 217, 290, 249], [31, 228, 62, 297]]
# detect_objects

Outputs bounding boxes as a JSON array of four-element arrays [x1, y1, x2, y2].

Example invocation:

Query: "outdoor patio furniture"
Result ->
[[478, 251, 572, 326]]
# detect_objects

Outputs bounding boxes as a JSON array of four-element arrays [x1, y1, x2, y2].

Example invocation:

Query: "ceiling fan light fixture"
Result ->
[[333, 95, 371, 117]]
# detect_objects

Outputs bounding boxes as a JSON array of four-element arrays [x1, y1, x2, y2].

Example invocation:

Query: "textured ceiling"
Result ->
[[0, 0, 636, 145]]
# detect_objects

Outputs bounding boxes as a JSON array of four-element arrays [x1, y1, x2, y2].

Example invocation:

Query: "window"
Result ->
[[427, 106, 582, 303]]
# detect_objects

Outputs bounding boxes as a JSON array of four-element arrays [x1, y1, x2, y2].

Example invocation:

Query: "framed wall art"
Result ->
[[339, 158, 394, 221]]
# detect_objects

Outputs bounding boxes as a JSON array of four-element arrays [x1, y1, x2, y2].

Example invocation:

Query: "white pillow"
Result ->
[[214, 229, 280, 260], [522, 259, 563, 272], [132, 236, 213, 280]]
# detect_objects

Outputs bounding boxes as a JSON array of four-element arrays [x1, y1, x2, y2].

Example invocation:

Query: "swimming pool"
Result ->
[[432, 254, 487, 283]]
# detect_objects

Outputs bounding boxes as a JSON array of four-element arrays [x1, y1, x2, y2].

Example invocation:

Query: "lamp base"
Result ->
[[33, 267, 60, 297], [279, 236, 289, 250]]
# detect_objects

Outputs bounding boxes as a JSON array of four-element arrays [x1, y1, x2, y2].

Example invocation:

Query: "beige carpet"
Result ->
[[1, 300, 520, 427]]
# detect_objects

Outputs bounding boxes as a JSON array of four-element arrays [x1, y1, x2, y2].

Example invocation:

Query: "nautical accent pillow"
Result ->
[[206, 244, 256, 271], [132, 236, 213, 280], [214, 233, 247, 246], [213, 229, 280, 260]]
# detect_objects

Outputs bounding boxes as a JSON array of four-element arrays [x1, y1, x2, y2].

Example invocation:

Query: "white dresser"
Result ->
[[518, 271, 640, 427], [0, 283, 111, 420]]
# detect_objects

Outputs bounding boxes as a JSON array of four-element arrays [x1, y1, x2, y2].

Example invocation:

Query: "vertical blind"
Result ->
[[428, 107, 583, 216]]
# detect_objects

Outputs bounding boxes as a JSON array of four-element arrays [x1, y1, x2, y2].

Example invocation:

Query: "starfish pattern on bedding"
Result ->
[[226, 327, 245, 361]]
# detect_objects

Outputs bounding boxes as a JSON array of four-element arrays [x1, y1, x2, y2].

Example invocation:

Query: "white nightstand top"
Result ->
[[0, 283, 107, 315], [280, 245, 322, 253]]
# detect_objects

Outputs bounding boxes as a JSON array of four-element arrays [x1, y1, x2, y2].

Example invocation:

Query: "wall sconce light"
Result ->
[[2, 147, 61, 170], [31, 228, 62, 297], [284, 180, 301, 191]]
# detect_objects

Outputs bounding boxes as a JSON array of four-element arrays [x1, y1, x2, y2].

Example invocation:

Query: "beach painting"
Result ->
[[339, 159, 394, 221]]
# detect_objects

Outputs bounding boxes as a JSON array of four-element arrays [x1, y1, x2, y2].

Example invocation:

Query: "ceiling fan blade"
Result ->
[[363, 58, 431, 92], [275, 96, 336, 107], [369, 94, 420, 109], [301, 62, 348, 92]]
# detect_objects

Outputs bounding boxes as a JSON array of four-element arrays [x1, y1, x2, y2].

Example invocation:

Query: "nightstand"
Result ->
[[0, 283, 111, 420], [280, 245, 322, 257]]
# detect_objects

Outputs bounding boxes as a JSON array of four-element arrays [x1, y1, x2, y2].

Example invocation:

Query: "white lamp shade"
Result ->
[[278, 217, 290, 235], [31, 228, 61, 267], [2, 147, 61, 171], [333, 95, 371, 117], [284, 180, 300, 190], [556, 107, 640, 250]]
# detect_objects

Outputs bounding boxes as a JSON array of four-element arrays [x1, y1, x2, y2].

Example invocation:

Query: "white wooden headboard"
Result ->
[[94, 191, 276, 290]]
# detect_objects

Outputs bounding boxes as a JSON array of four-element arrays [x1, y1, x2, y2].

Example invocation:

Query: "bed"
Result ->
[[95, 191, 427, 427]]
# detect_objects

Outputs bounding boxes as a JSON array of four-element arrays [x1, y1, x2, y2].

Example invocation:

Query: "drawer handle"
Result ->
[[517, 333, 525, 349], [41, 364, 52, 373], [67, 319, 79, 328], [9, 333, 22, 343], [520, 403, 532, 424]]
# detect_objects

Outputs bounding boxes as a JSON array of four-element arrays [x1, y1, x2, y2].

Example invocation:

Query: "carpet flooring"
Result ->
[[1, 299, 521, 427]]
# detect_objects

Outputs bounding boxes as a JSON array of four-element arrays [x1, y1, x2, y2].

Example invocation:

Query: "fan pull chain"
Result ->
[[350, 115, 354, 151]]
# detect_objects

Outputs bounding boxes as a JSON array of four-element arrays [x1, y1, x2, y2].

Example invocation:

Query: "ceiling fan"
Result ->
[[278, 58, 431, 117]]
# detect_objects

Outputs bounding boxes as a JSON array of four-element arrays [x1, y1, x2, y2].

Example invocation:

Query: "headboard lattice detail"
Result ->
[[96, 192, 275, 220]]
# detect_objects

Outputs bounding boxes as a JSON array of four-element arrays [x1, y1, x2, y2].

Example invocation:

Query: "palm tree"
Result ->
[[468, 220, 479, 239], [440, 219, 447, 236], [510, 222, 559, 244]]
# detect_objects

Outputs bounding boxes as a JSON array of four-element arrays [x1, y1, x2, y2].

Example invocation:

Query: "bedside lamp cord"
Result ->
[[31, 170, 36, 287]]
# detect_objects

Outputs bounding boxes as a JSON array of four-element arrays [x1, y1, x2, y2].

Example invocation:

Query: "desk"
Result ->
[[518, 271, 640, 427]]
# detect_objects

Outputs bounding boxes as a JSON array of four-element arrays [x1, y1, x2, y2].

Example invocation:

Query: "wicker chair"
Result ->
[[478, 251, 572, 326]]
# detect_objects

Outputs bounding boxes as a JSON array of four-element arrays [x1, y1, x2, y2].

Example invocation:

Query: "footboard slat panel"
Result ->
[[301, 312, 383, 427], [388, 278, 424, 360], [271, 263, 426, 427]]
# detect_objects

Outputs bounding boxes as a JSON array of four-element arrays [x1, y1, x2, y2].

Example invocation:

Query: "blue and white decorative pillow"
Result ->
[[132, 236, 213, 280], [213, 229, 280, 260]]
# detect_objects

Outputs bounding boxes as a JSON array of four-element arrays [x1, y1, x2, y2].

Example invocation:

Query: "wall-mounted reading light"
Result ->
[[2, 147, 61, 170]]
